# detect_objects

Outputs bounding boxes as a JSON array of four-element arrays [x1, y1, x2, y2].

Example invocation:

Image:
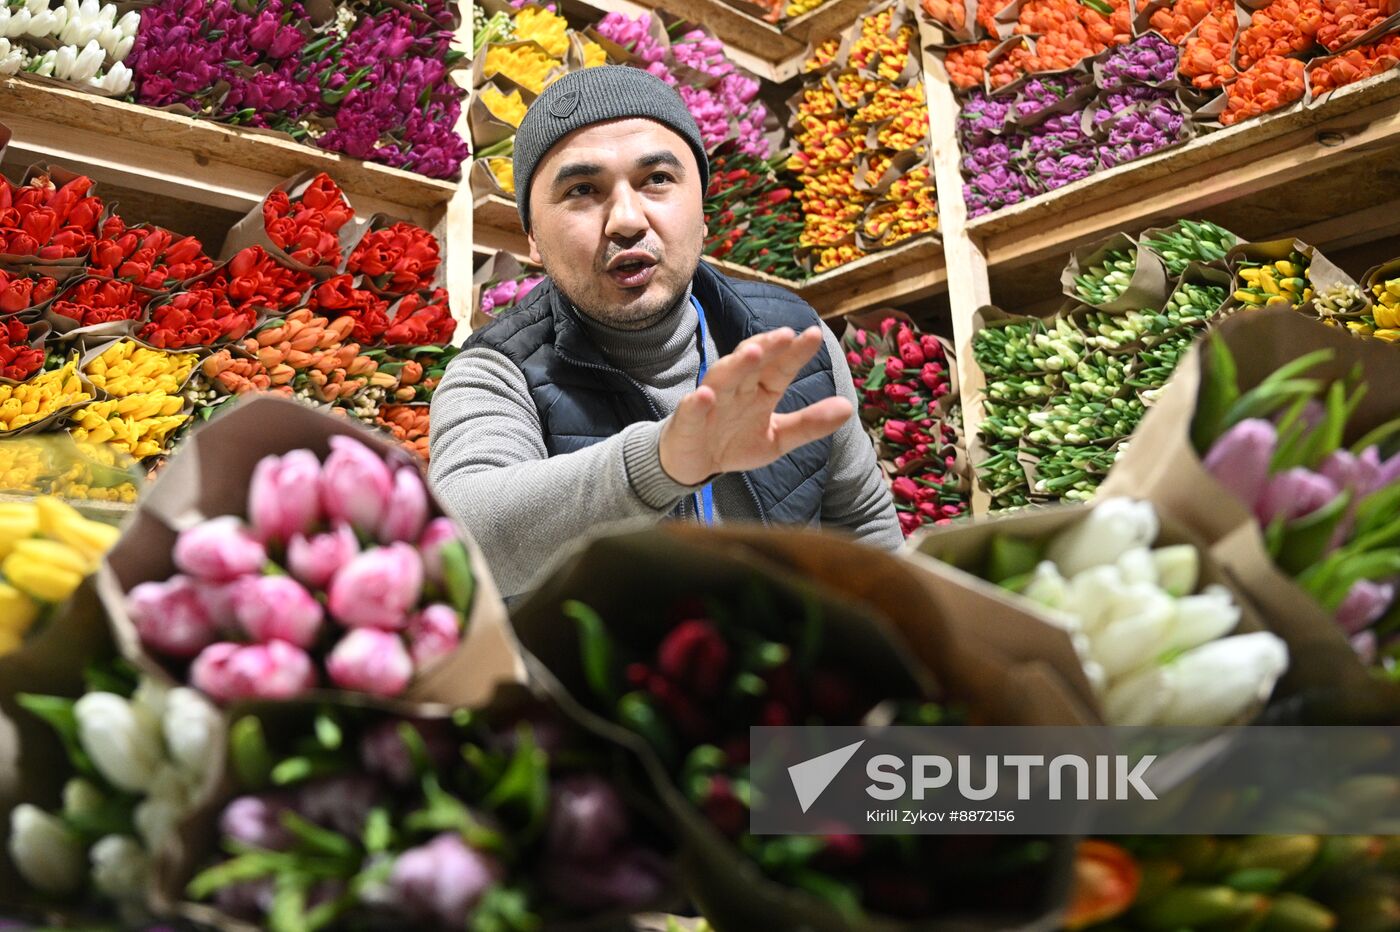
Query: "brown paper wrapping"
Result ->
[[470, 156, 517, 202], [1100, 307, 1400, 719], [96, 394, 525, 710], [218, 170, 366, 280], [508, 524, 1079, 931], [1061, 231, 1171, 313], [1220, 238, 1359, 317], [468, 79, 527, 149]]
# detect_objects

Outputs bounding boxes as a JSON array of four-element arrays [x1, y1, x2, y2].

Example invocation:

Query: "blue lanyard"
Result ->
[[690, 294, 714, 526]]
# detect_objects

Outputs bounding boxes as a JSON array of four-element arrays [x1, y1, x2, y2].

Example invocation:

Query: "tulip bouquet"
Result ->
[[842, 315, 969, 536], [477, 270, 546, 321], [346, 222, 441, 297], [0, 267, 61, 314], [1195, 341, 1400, 674], [1309, 33, 1400, 97], [7, 664, 222, 917], [374, 404, 430, 461], [0, 170, 103, 261], [260, 172, 355, 271], [1178, 0, 1238, 88], [125, 433, 481, 702], [1147, 0, 1217, 44], [1219, 55, 1307, 126], [1235, 0, 1322, 70], [1013, 0, 1133, 73], [0, 317, 45, 382], [943, 39, 999, 89], [978, 498, 1289, 725], [1142, 219, 1239, 276], [0, 434, 141, 504], [365, 344, 458, 406], [128, 0, 470, 179], [1231, 250, 1313, 307], [0, 355, 92, 434], [4, 0, 139, 95], [86, 219, 215, 291], [1360, 267, 1400, 342], [48, 276, 151, 329], [182, 698, 670, 930], [703, 147, 803, 280], [0, 495, 118, 654], [70, 339, 194, 461]]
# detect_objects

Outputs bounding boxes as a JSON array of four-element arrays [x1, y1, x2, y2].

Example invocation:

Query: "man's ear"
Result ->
[[527, 229, 543, 265]]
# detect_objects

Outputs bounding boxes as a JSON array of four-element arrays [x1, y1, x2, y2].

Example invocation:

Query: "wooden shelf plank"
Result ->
[[0, 76, 456, 220], [474, 193, 945, 317], [782, 0, 873, 46]]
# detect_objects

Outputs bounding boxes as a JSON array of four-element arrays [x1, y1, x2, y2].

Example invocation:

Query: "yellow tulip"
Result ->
[[0, 501, 40, 561], [0, 581, 38, 639], [3, 544, 85, 604], [35, 497, 120, 566], [0, 626, 23, 657]]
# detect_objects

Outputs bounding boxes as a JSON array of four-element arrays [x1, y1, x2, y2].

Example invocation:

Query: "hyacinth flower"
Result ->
[[1195, 339, 1400, 672]]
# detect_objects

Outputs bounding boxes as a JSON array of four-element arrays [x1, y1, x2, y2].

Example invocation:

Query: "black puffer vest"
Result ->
[[465, 262, 836, 526]]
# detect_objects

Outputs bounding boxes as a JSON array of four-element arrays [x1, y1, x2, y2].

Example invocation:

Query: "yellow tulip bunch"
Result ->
[[0, 436, 140, 501], [480, 85, 528, 127], [83, 339, 197, 397], [0, 439, 49, 492], [513, 5, 569, 57], [483, 43, 559, 94], [0, 358, 93, 434], [805, 37, 841, 72], [69, 393, 188, 460], [487, 158, 516, 195], [1370, 275, 1400, 332], [581, 39, 606, 67], [786, 0, 830, 17], [0, 496, 120, 655]]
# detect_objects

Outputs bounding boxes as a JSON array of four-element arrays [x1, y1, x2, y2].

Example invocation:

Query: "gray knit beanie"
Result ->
[[512, 65, 709, 232]]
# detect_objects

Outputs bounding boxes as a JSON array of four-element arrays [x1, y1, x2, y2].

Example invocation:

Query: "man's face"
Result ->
[[527, 118, 705, 330]]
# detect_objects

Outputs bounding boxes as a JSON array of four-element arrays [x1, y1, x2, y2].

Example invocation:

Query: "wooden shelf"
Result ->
[[0, 490, 133, 524], [474, 194, 945, 318], [966, 71, 1400, 310], [0, 76, 456, 224]]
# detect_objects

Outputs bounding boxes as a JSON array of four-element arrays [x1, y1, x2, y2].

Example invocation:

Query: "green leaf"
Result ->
[[440, 540, 476, 618], [1192, 333, 1239, 451], [470, 886, 542, 932], [362, 806, 392, 854], [563, 599, 617, 705], [1225, 867, 1288, 893], [230, 715, 275, 791], [279, 811, 356, 859], [313, 710, 342, 752], [1275, 491, 1352, 577], [82, 657, 138, 697], [483, 728, 549, 835], [269, 872, 311, 932], [1223, 378, 1325, 430], [1354, 483, 1400, 539], [1350, 416, 1400, 457], [985, 534, 1043, 584], [16, 694, 95, 778], [271, 754, 344, 786], [616, 691, 677, 766], [187, 851, 288, 899]]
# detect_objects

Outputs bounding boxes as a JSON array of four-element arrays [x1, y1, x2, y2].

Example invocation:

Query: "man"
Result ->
[[430, 65, 901, 598]]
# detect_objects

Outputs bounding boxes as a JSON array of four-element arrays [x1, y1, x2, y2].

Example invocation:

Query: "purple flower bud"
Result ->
[[359, 718, 458, 787], [296, 775, 381, 837], [1335, 580, 1395, 636], [1256, 468, 1342, 526], [389, 833, 502, 926], [546, 775, 631, 861], [220, 793, 298, 851], [540, 845, 670, 912], [1203, 418, 1278, 510]]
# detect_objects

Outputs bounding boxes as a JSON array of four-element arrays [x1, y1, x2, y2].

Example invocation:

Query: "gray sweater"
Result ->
[[428, 290, 902, 598]]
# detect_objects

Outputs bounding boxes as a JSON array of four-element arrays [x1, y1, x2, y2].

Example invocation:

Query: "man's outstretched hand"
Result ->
[[658, 326, 852, 487]]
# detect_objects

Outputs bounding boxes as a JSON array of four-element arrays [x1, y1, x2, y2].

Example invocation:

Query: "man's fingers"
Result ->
[[701, 341, 764, 396], [758, 326, 824, 394], [673, 384, 716, 429], [770, 396, 853, 455]]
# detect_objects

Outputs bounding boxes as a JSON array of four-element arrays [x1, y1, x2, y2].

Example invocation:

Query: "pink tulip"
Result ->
[[1335, 579, 1395, 636], [890, 477, 919, 502], [1351, 630, 1378, 666], [220, 793, 298, 851], [287, 524, 359, 591], [417, 517, 457, 585], [232, 576, 324, 648], [407, 604, 461, 669], [1255, 468, 1341, 526], [328, 544, 423, 630], [248, 449, 322, 543], [195, 580, 240, 630], [1320, 447, 1384, 498], [128, 576, 219, 658], [320, 436, 393, 534], [326, 628, 414, 697], [377, 467, 428, 544], [388, 833, 502, 927], [1202, 419, 1276, 513], [191, 640, 317, 703], [173, 516, 267, 582]]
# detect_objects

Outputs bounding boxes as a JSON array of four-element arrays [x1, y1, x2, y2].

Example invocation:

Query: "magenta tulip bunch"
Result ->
[[128, 436, 477, 701]]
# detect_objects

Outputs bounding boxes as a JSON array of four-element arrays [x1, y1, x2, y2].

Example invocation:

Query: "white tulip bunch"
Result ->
[[2, 0, 137, 92], [28, 38, 130, 91], [7, 681, 222, 911], [0, 36, 25, 73], [1017, 498, 1289, 726]]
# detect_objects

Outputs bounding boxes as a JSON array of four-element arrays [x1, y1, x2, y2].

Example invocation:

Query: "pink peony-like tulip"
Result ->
[[1335, 579, 1395, 636], [327, 544, 423, 630], [417, 517, 457, 584], [388, 833, 502, 927], [378, 467, 429, 544], [248, 449, 323, 543], [1255, 467, 1341, 526], [232, 576, 324, 648], [173, 516, 266, 582], [128, 575, 219, 658], [406, 604, 461, 669], [326, 628, 413, 697], [190, 640, 317, 703], [320, 436, 393, 534], [1202, 418, 1276, 514], [287, 523, 359, 591]]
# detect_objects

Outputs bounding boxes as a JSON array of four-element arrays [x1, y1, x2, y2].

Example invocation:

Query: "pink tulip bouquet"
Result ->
[[1193, 337, 1400, 676], [125, 434, 477, 702], [182, 697, 672, 930]]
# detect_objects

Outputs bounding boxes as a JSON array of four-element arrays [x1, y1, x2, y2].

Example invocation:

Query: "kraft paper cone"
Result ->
[[1100, 307, 1400, 718], [97, 394, 524, 710], [1061, 232, 1171, 313], [508, 523, 1076, 931]]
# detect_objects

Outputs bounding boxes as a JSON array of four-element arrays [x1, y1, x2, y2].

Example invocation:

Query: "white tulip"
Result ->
[[109, 32, 131, 61], [90, 834, 151, 902], [1154, 632, 1289, 726], [25, 0, 48, 15], [30, 48, 55, 75], [96, 22, 118, 53], [1089, 586, 1175, 677], [1102, 665, 1167, 725], [1047, 498, 1160, 577], [8, 11, 32, 38], [1116, 547, 1157, 587], [53, 42, 75, 78], [116, 8, 137, 37], [1158, 585, 1241, 656], [0, 10, 10, 35], [95, 59, 129, 93], [70, 38, 102, 81], [1082, 659, 1107, 696], [24, 8, 56, 37], [8, 804, 85, 894], [1065, 565, 1127, 634], [97, 0, 115, 26], [75, 692, 165, 795], [132, 677, 168, 720], [134, 796, 182, 851], [163, 687, 223, 776], [1022, 561, 1071, 614], [1152, 545, 1199, 597], [63, 777, 106, 819], [77, 0, 98, 22]]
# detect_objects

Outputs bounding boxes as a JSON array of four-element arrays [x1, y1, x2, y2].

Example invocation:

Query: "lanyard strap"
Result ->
[[689, 294, 714, 526]]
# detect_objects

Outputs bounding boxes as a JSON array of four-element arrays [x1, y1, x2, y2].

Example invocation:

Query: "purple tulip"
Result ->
[[1203, 419, 1278, 512], [1101, 34, 1179, 88], [328, 544, 423, 630], [220, 793, 298, 851], [320, 436, 395, 536], [129, 576, 220, 659], [287, 524, 360, 592], [231, 576, 324, 648], [388, 833, 502, 926], [1256, 468, 1342, 526], [540, 845, 669, 912], [174, 517, 267, 583], [546, 775, 631, 862], [296, 775, 381, 837], [1351, 630, 1378, 665], [1335, 579, 1395, 635], [378, 467, 429, 544], [359, 718, 458, 787], [326, 628, 414, 697], [1320, 447, 1385, 498]]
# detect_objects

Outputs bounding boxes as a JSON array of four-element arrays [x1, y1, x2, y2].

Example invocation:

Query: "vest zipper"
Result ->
[[555, 348, 770, 527]]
